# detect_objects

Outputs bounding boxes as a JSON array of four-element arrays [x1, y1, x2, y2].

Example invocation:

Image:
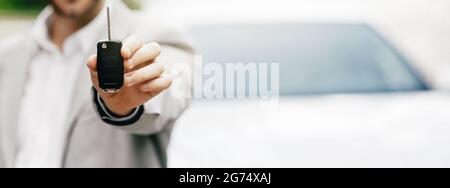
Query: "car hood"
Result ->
[[169, 91, 450, 167]]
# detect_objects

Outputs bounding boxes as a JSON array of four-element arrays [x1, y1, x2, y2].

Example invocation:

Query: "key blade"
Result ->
[[107, 6, 111, 41]]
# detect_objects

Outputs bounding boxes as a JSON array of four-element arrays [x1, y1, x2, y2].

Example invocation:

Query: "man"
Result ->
[[0, 0, 194, 168]]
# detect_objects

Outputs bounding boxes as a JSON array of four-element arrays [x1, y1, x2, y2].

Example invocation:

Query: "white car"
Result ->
[[168, 23, 450, 168]]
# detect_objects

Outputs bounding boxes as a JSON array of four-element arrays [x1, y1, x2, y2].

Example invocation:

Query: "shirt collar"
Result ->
[[31, 6, 54, 54], [31, 4, 107, 55]]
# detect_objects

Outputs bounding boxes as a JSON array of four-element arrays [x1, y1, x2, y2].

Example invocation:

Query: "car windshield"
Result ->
[[190, 24, 429, 95]]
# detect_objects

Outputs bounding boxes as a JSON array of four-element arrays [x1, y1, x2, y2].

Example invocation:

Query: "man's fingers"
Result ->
[[121, 35, 144, 59], [86, 55, 97, 71], [87, 55, 107, 96], [139, 74, 173, 95], [87, 55, 100, 86], [126, 42, 160, 69], [125, 63, 164, 87], [125, 60, 154, 73], [90, 69, 98, 81]]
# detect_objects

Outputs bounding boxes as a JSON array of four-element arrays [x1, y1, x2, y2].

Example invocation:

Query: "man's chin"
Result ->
[[61, 11, 81, 19]]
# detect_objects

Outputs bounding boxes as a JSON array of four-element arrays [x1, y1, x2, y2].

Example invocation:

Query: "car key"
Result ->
[[97, 6, 124, 93]]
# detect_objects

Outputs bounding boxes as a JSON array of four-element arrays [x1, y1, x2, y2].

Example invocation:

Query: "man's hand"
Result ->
[[87, 35, 173, 116]]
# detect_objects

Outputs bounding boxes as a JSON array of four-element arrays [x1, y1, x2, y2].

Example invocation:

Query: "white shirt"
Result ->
[[15, 6, 107, 168]]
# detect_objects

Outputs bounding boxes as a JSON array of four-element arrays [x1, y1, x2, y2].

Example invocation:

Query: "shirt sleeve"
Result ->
[[92, 88, 145, 126]]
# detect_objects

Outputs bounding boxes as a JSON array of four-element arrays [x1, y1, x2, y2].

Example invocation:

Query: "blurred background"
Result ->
[[2, 0, 450, 167], [2, 0, 449, 87]]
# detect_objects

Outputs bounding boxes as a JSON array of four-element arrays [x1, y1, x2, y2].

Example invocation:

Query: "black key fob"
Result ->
[[97, 40, 124, 93]]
